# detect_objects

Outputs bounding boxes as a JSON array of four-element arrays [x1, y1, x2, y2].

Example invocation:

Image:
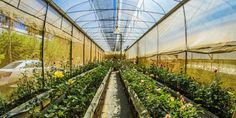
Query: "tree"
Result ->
[[0, 31, 41, 67]]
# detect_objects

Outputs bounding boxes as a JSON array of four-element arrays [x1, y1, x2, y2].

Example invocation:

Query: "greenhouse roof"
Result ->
[[52, 0, 181, 51]]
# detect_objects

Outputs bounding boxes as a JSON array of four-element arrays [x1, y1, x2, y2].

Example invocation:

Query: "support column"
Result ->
[[183, 5, 188, 74], [156, 26, 159, 66], [120, 34, 122, 60], [17, 0, 21, 8], [95, 46, 97, 61], [83, 35, 85, 65], [70, 26, 73, 75], [41, 3, 49, 89], [90, 41, 92, 62]]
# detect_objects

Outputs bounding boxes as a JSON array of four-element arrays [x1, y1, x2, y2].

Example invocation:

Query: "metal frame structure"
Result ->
[[50, 0, 180, 51], [125, 0, 190, 74]]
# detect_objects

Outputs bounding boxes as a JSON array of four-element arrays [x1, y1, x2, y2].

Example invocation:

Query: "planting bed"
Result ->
[[1, 60, 235, 118], [120, 67, 200, 118], [144, 65, 236, 118], [41, 65, 110, 117], [0, 62, 99, 117]]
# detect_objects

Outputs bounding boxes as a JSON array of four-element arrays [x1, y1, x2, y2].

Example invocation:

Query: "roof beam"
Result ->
[[83, 26, 148, 30], [76, 19, 156, 23], [67, 8, 165, 15]]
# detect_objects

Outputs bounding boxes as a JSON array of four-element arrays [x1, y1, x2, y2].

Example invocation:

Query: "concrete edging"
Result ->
[[83, 68, 112, 118], [118, 70, 150, 118], [1, 68, 96, 118]]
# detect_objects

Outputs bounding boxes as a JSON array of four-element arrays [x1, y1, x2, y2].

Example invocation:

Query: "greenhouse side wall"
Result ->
[[125, 0, 236, 93], [0, 0, 104, 100]]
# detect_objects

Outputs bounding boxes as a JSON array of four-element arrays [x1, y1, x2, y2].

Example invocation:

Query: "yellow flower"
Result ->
[[170, 97, 175, 101], [150, 74, 155, 77], [53, 71, 64, 79], [186, 103, 193, 107], [180, 105, 186, 110], [180, 103, 193, 111], [141, 80, 144, 83], [156, 88, 162, 93], [67, 79, 75, 85]]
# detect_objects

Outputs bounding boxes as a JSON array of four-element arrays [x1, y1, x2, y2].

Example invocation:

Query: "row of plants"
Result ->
[[42, 64, 110, 117], [120, 66, 201, 118], [44, 62, 99, 89], [0, 62, 99, 115], [143, 64, 236, 118]]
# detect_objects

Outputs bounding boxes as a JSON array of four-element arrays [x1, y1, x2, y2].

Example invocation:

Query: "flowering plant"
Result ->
[[53, 71, 64, 79], [121, 68, 200, 117]]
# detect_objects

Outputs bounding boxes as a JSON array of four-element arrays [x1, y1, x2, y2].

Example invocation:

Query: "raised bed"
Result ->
[[154, 80, 218, 118], [0, 62, 99, 115], [119, 68, 203, 117], [119, 70, 150, 118], [144, 66, 234, 118], [37, 65, 111, 117], [83, 68, 112, 118], [1, 68, 95, 118]]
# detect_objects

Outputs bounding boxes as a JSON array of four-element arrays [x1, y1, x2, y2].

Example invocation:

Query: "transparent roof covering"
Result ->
[[52, 0, 181, 51]]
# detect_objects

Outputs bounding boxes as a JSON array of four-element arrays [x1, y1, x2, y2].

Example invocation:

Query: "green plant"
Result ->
[[43, 65, 110, 117], [0, 62, 99, 115], [0, 96, 7, 115], [144, 64, 236, 118], [121, 68, 200, 117]]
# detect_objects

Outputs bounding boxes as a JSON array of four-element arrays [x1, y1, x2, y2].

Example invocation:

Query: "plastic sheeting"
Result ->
[[52, 0, 180, 51], [126, 0, 236, 91], [126, 0, 236, 57], [0, 0, 105, 90], [186, 0, 236, 50]]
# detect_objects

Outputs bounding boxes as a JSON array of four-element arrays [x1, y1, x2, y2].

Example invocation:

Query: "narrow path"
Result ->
[[97, 71, 133, 118]]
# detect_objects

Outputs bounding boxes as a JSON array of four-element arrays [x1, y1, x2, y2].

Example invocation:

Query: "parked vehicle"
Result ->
[[0, 60, 41, 86]]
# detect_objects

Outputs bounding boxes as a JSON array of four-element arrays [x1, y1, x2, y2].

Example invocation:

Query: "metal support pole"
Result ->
[[183, 5, 188, 75], [136, 42, 139, 64], [70, 26, 73, 75], [90, 41, 92, 62], [120, 34, 122, 60], [83, 35, 85, 65], [156, 26, 159, 66], [17, 0, 21, 8], [95, 46, 97, 61], [41, 3, 49, 89]]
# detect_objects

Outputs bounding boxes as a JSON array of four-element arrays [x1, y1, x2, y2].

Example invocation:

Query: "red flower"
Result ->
[[160, 64, 163, 68], [214, 68, 218, 73]]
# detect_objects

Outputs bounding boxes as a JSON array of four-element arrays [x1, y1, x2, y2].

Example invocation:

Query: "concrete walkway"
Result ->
[[98, 71, 133, 118]]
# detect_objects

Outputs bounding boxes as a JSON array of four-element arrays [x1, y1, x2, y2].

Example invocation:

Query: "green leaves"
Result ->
[[121, 68, 200, 118], [44, 65, 109, 117], [0, 62, 99, 115], [0, 97, 6, 115], [146, 65, 236, 118]]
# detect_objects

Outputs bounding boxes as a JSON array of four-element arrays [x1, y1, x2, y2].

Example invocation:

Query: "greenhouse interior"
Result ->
[[0, 0, 236, 118]]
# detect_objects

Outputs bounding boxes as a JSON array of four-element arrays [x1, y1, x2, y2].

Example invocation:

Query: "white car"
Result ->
[[0, 60, 42, 86]]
